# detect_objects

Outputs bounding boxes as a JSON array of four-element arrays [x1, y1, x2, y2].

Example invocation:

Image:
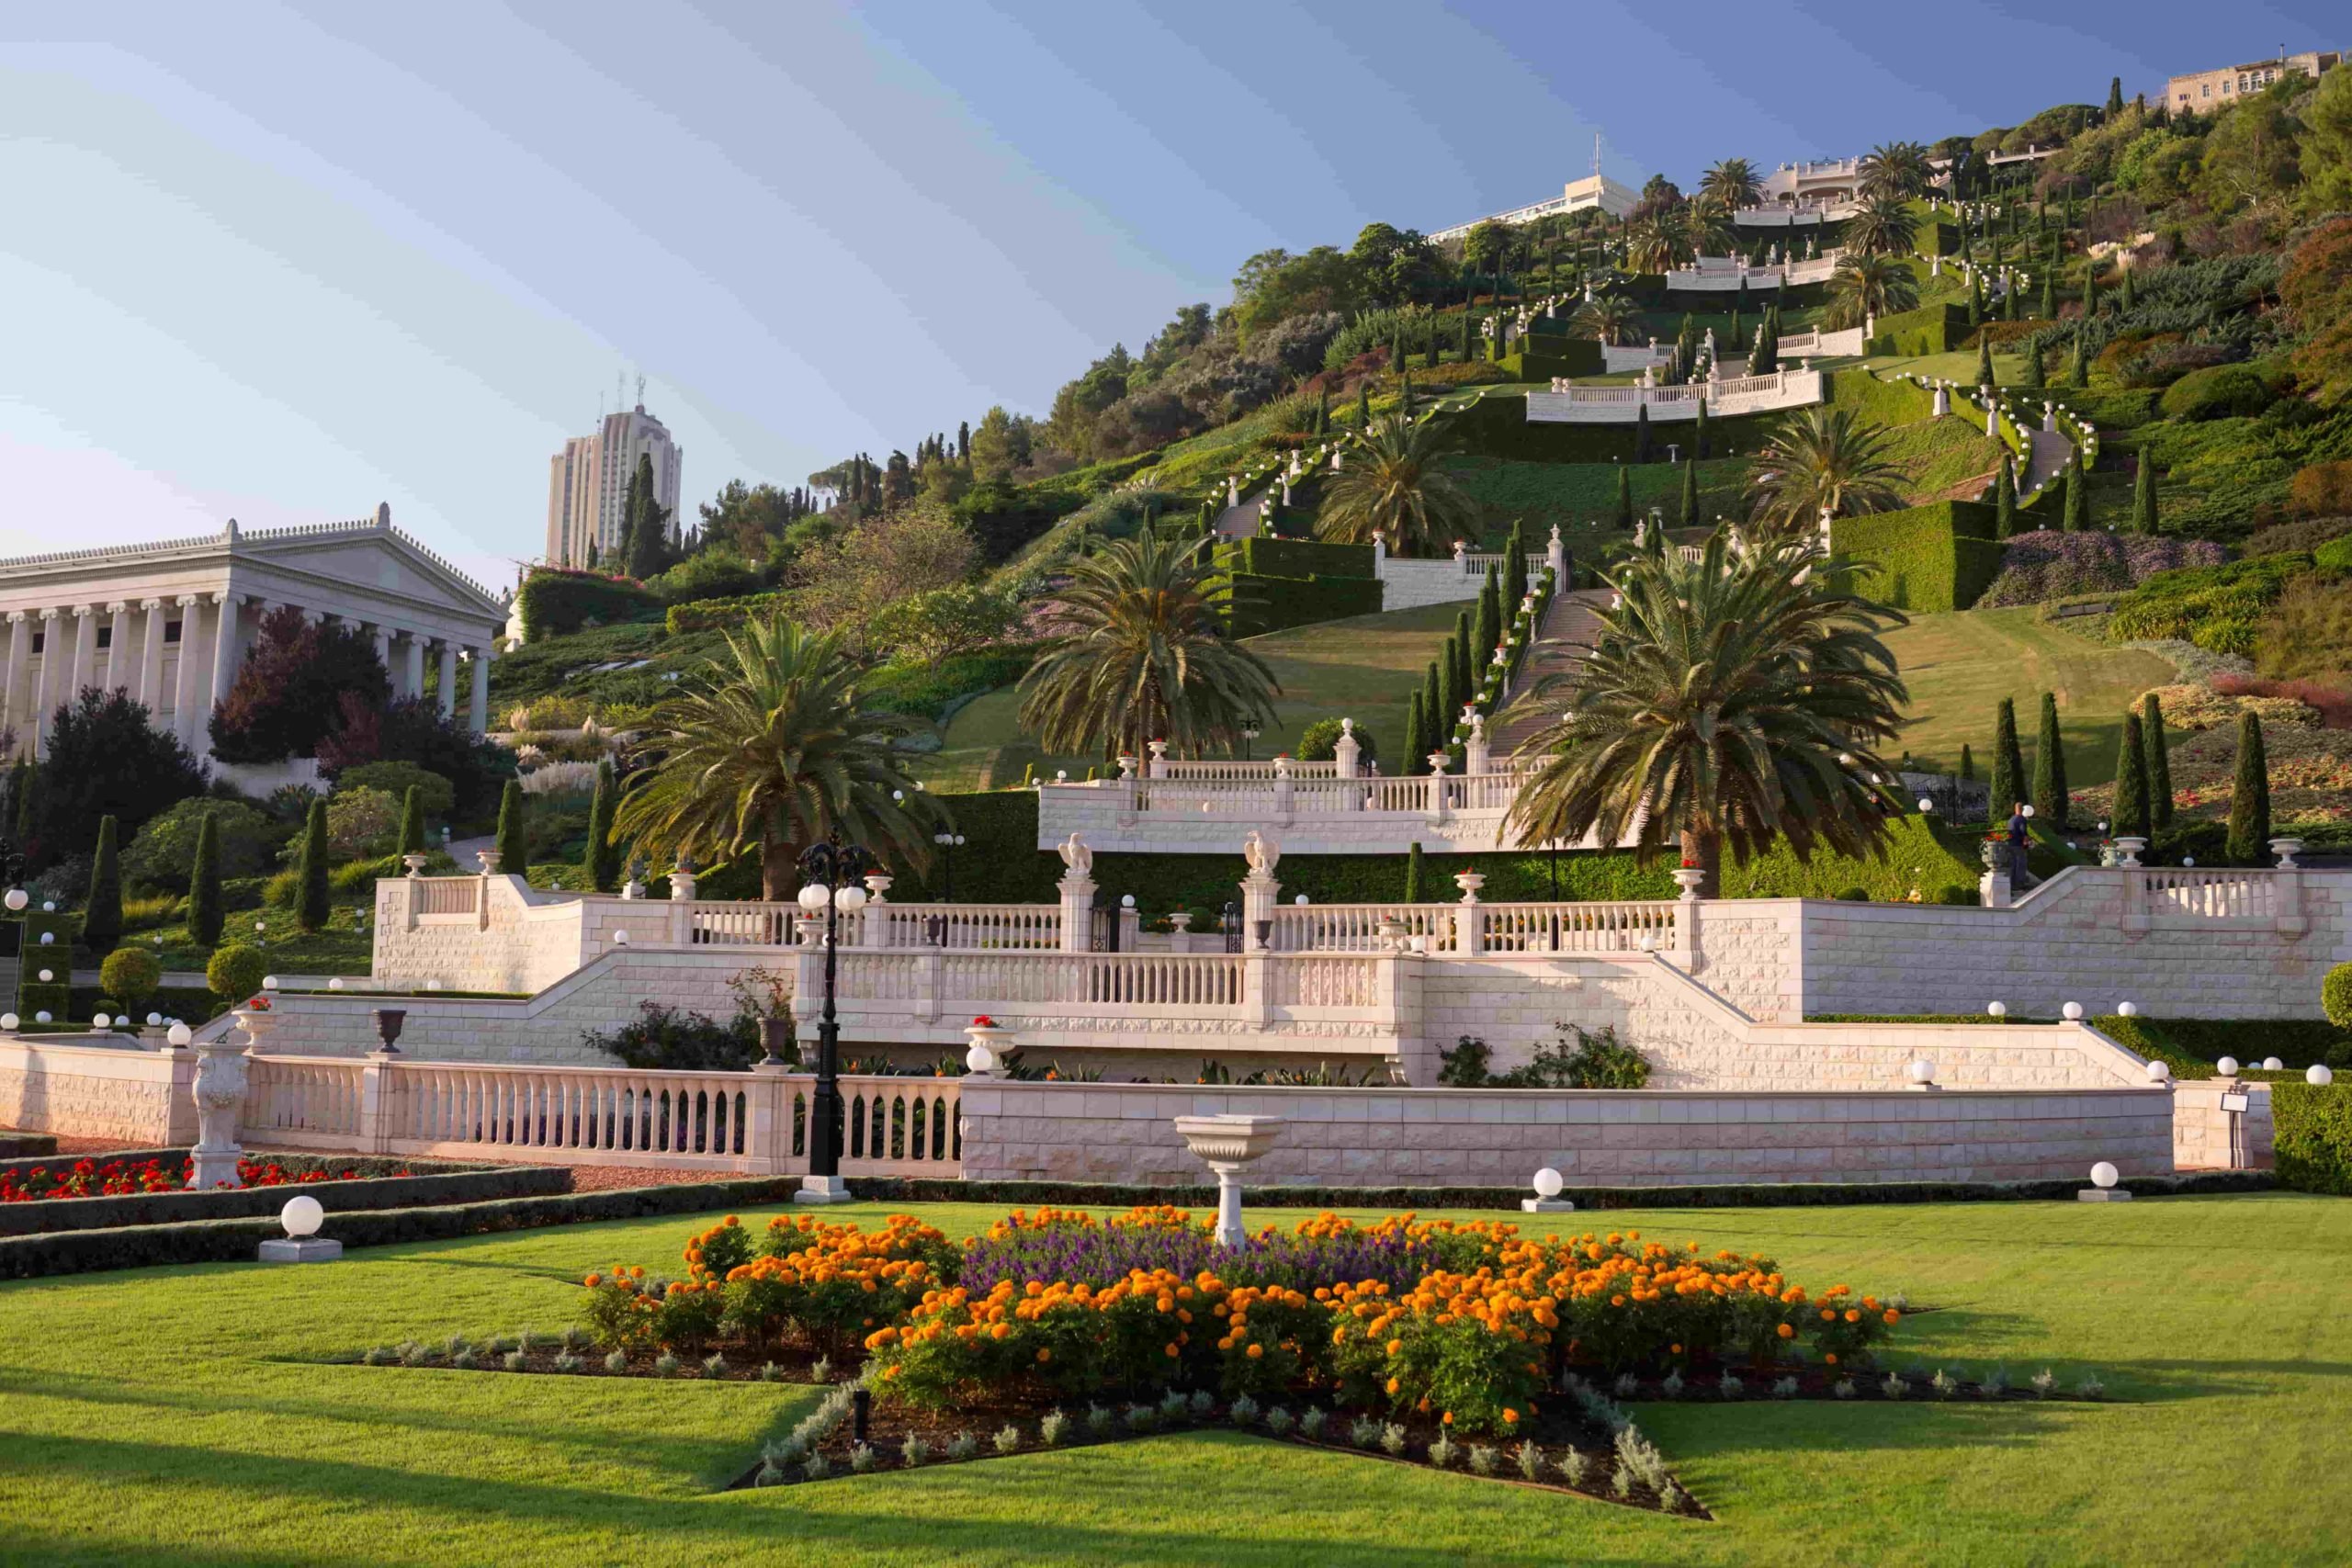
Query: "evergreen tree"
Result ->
[[2068, 330, 2089, 388], [1402, 689, 1427, 778], [1994, 453, 2019, 538], [493, 779, 527, 878], [2039, 271, 2056, 321], [2062, 451, 2089, 531], [1405, 841, 1427, 902], [1614, 467, 1634, 529], [2021, 342, 2044, 389], [1419, 660, 1442, 771], [1634, 401, 1652, 462], [1391, 338, 1405, 373], [83, 815, 122, 953], [1694, 393, 1711, 458], [1452, 608, 1476, 719], [2111, 709, 2151, 840], [1502, 522, 1529, 622], [296, 798, 330, 934], [1459, 313, 1474, 361], [2083, 267, 2099, 317], [1975, 336, 1996, 388], [2225, 712, 2270, 863], [1680, 456, 1700, 525], [1960, 742, 1975, 783], [1991, 696, 2026, 817], [1357, 383, 1372, 430], [396, 785, 425, 856], [2130, 454, 2158, 535], [623, 452, 667, 580], [2106, 75, 2124, 118], [2033, 692, 2069, 828], [2143, 693, 2174, 831], [187, 811, 223, 947], [1967, 274, 1983, 326], [1437, 642, 1463, 752], [1316, 387, 1330, 433], [1475, 567, 1502, 672], [2119, 263, 2136, 311], [2002, 281, 2019, 321], [956, 420, 970, 461], [584, 759, 620, 893]]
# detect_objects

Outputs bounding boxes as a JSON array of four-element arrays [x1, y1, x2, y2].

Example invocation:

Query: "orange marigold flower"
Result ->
[[583, 1273, 602, 1289], [1777, 1323, 1795, 1339], [1246, 1344, 1264, 1359], [1845, 1309, 1860, 1324], [1385, 1376, 1400, 1395], [1441, 1411, 1453, 1425], [1825, 1352, 1838, 1365], [1163, 1343, 1180, 1358], [1036, 1348, 1051, 1364], [1883, 1309, 1901, 1325], [1501, 1408, 1519, 1425]]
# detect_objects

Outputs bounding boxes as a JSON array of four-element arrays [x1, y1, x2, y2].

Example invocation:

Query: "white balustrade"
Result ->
[[879, 903, 1062, 950], [243, 1057, 365, 1142], [1272, 954, 1377, 1010], [1476, 901, 1678, 953], [689, 901, 798, 946], [1527, 369, 1824, 424], [2141, 870, 2278, 920], [413, 879, 481, 917], [1157, 759, 1337, 780]]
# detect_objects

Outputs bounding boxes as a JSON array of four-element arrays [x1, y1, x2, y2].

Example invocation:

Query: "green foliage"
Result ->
[[493, 782, 527, 879], [516, 570, 662, 641], [96, 947, 162, 1010], [396, 787, 426, 858], [0, 1163, 567, 1244], [204, 942, 268, 1005], [2158, 365, 2272, 422], [1404, 841, 1426, 903], [1990, 697, 2026, 816], [338, 761, 456, 821], [187, 811, 223, 947], [2324, 964, 2352, 1032], [2108, 553, 2325, 655], [1864, 301, 1967, 355], [2111, 710, 2150, 840], [295, 800, 331, 933], [582, 1002, 759, 1071], [863, 650, 1035, 721], [662, 592, 788, 636], [82, 817, 122, 952], [2272, 1086, 2352, 1197], [2033, 692, 2069, 830], [1828, 500, 2003, 612], [1498, 341, 1605, 382], [1441, 393, 1780, 465], [2225, 711, 2269, 864], [1719, 817, 1979, 902], [1225, 571, 1383, 637], [2143, 693, 2174, 830], [584, 761, 619, 894], [1295, 718, 1375, 764], [1220, 536, 1375, 580]]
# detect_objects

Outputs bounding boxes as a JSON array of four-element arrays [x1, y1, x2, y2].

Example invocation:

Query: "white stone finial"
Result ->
[[1057, 833, 1092, 878]]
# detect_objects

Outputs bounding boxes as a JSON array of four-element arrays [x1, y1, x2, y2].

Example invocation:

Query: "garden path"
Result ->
[[1494, 588, 1608, 757]]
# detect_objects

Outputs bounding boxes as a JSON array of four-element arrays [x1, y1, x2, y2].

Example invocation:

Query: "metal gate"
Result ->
[[1089, 892, 1120, 953]]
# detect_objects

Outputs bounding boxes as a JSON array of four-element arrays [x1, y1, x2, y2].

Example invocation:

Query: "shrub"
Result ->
[[2108, 554, 2324, 656], [2272, 1084, 2352, 1196], [209, 607, 391, 763], [2158, 365, 2272, 422], [130, 798, 275, 892], [205, 942, 268, 1006], [2324, 964, 2352, 1032], [335, 762, 456, 821], [1827, 501, 2003, 613], [97, 948, 162, 1012], [1295, 719, 1376, 765], [517, 570, 662, 640], [22, 689, 208, 873], [1976, 530, 2225, 608], [82, 817, 122, 952], [2286, 464, 2352, 521], [582, 1002, 758, 1070]]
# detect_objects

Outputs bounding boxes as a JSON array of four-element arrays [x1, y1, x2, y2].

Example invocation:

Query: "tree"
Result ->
[[1499, 530, 1908, 897], [1994, 453, 2019, 539], [2111, 709, 2151, 840], [967, 406, 1029, 481], [624, 453, 670, 580], [1699, 157, 1762, 210], [205, 942, 267, 1008], [2106, 76, 2124, 118], [1440, 614, 1469, 743], [1475, 567, 1502, 673], [2299, 66, 2352, 213], [2040, 271, 2056, 321], [2225, 711, 2269, 863], [584, 759, 622, 892], [1843, 196, 1921, 258], [1991, 697, 2026, 818], [786, 502, 978, 630], [295, 798, 330, 933], [83, 816, 122, 952], [316, 694, 515, 824], [1316, 414, 1479, 557], [1614, 467, 1634, 530], [1571, 294, 1642, 346], [1960, 742, 1975, 783], [26, 688, 206, 872], [1679, 457, 1701, 526], [696, 479, 799, 559], [1405, 841, 1427, 903], [187, 811, 223, 947], [492, 780, 526, 879], [1694, 396, 1711, 459], [98, 946, 161, 1016], [1402, 689, 1427, 779], [209, 605, 391, 764], [397, 786, 426, 857], [1858, 141, 1932, 202], [2143, 692, 2174, 831], [1975, 336, 1996, 389], [2129, 454, 2158, 534], [1824, 253, 1919, 329], [2033, 691, 2069, 829], [2068, 331, 2089, 388], [1018, 533, 1278, 766], [2283, 219, 2352, 408], [1634, 402, 1652, 463], [2062, 451, 2090, 531], [1503, 521, 1529, 624], [1744, 406, 1905, 535]]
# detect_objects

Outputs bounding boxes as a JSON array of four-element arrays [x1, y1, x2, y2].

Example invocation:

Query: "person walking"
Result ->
[[2007, 800, 2034, 888]]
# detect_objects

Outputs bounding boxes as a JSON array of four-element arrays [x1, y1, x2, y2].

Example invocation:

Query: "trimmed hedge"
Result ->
[[1498, 341, 1605, 383], [0, 1134, 58, 1159], [0, 1175, 804, 1280], [62, 984, 220, 1026], [1830, 500, 2004, 612], [15, 907, 74, 1021], [1829, 369, 1939, 428], [2094, 1015, 2352, 1079], [664, 591, 787, 635], [1444, 394, 1783, 465], [2272, 1084, 2352, 1196], [1226, 571, 1384, 637], [0, 1160, 569, 1238], [867, 1169, 2268, 1213], [1865, 302, 1968, 357], [515, 570, 662, 641], [1220, 536, 1375, 581]]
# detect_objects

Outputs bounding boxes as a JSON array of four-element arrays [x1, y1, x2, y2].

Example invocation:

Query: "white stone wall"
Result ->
[[1690, 902, 1805, 1021], [2172, 1078, 2273, 1171], [1378, 558, 1488, 611], [0, 1038, 196, 1145], [956, 1079, 2176, 1188], [371, 876, 673, 993]]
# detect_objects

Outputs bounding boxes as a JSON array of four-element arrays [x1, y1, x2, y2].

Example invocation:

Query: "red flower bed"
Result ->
[[0, 1156, 400, 1202]]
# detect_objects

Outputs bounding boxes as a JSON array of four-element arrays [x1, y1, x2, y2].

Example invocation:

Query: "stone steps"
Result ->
[[1495, 589, 1608, 757]]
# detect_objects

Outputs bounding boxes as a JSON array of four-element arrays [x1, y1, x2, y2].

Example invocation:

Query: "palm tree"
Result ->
[[1686, 196, 1737, 259], [1570, 293, 1642, 345], [1822, 252, 1921, 329], [1316, 412, 1481, 558], [1499, 531, 1909, 897], [1744, 406, 1907, 535], [1856, 141, 1931, 203], [1699, 157, 1762, 210], [1017, 530, 1278, 760], [1623, 210, 1693, 275], [1843, 195, 1922, 258], [615, 615, 939, 899]]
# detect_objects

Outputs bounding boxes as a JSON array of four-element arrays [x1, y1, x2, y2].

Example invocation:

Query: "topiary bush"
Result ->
[[1295, 719, 1377, 764], [97, 948, 162, 1015], [2325, 963, 2352, 1032], [205, 942, 269, 1008], [2158, 364, 2272, 423]]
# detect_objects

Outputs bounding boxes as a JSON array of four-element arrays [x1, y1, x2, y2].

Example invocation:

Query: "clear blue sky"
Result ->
[[1, 3, 2339, 588]]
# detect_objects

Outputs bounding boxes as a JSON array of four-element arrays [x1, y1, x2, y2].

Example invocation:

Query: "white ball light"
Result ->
[[262, 976, 280, 991], [1532, 1168, 1565, 1199], [2145, 1060, 2170, 1083], [34, 1011, 51, 1023], [2089, 1161, 2120, 1190], [1917, 797, 1934, 813], [1905, 1058, 1936, 1085], [796, 884, 827, 912], [327, 977, 345, 991], [1, 888, 23, 911], [167, 1022, 192, 1047], [1987, 1001, 2007, 1019], [2216, 1056, 2241, 1077], [38, 932, 52, 946], [1119, 894, 1136, 908], [964, 1043, 996, 1074], [834, 885, 867, 912], [2182, 856, 2195, 868], [423, 980, 442, 992], [2262, 1057, 2284, 1072], [2021, 805, 2035, 818], [2117, 1001, 2138, 1018], [0, 1013, 15, 1031], [145, 1011, 162, 1027], [92, 1013, 111, 1030], [41, 900, 54, 913], [1294, 895, 1308, 907], [2062, 1001, 2084, 1021], [37, 969, 51, 983], [2309, 1065, 2335, 1087], [280, 1196, 324, 1238]]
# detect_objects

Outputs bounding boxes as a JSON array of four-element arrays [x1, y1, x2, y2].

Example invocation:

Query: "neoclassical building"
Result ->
[[0, 505, 509, 767]]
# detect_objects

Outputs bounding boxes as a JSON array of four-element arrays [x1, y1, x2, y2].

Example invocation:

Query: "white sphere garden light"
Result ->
[[34, 1011, 51, 1023], [2263, 1057, 2284, 1072], [2090, 1162, 2119, 1189], [2117, 1001, 2139, 1018], [0, 1014, 15, 1031], [37, 969, 51, 984], [796, 884, 827, 913], [145, 1012, 162, 1027], [41, 900, 54, 912], [1987, 1001, 2007, 1019], [2145, 1060, 2170, 1083], [833, 885, 867, 912], [2217, 1056, 2241, 1077], [167, 1022, 192, 1047], [262, 976, 280, 991], [612, 929, 629, 946], [2310, 1066, 2335, 1087], [92, 1013, 111, 1030], [1532, 1168, 1565, 1200], [280, 1196, 324, 1237], [1905, 1059, 1937, 1088], [2062, 1001, 2085, 1021], [38, 932, 51, 946], [2, 888, 24, 912]]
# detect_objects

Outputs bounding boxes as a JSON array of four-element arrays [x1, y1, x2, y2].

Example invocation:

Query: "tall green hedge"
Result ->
[[1224, 571, 1384, 637], [1829, 500, 2004, 612], [1864, 302, 1968, 356], [665, 591, 788, 635], [1499, 341, 1605, 382], [1220, 537, 1375, 581], [516, 571, 662, 641], [2272, 1085, 2352, 1195], [1446, 395, 1781, 464], [1828, 370, 1939, 428], [14, 908, 73, 1021]]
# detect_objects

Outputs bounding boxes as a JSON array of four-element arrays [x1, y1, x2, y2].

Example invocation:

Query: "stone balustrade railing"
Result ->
[[1527, 369, 1825, 424], [1663, 252, 1843, 289]]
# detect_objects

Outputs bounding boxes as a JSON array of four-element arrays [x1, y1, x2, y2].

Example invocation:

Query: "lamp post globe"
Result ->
[[796, 836, 873, 1181]]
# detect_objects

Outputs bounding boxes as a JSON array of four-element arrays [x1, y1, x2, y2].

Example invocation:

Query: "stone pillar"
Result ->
[[30, 609, 61, 750], [1239, 867, 1279, 951], [1057, 869, 1096, 953], [468, 645, 491, 733], [861, 874, 892, 948], [1117, 898, 1141, 952], [68, 606, 97, 701], [1979, 865, 2013, 909], [1, 614, 27, 746], [401, 633, 425, 702], [136, 600, 167, 711], [104, 603, 132, 694], [1146, 739, 1169, 779], [370, 625, 393, 681], [1464, 712, 1490, 776], [1453, 872, 1486, 956], [188, 1016, 256, 1190], [1547, 523, 1566, 581], [208, 592, 242, 710], [436, 641, 459, 719], [1931, 385, 1951, 417], [1272, 754, 1294, 823], [1334, 719, 1361, 780]]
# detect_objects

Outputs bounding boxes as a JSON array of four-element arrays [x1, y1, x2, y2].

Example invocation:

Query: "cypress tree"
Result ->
[[2039, 272, 2055, 321], [623, 452, 665, 580], [2021, 342, 2044, 389], [1991, 697, 2026, 818], [1694, 394, 1711, 459], [1994, 453, 2019, 539], [396, 786, 425, 856], [2063, 452, 2089, 532], [1401, 372, 1416, 418], [2033, 692, 2069, 829], [2130, 454, 2158, 535], [1960, 742, 1975, 783], [1975, 336, 1996, 388], [1315, 387, 1330, 432], [2106, 75, 2124, 118], [2083, 268, 2099, 317], [1402, 690, 1427, 779], [1475, 568, 1501, 673], [2002, 281, 2019, 321], [84, 815, 122, 953], [2119, 263, 2136, 311], [296, 798, 330, 934], [584, 760, 619, 892], [1437, 641, 1463, 750], [2068, 331, 2089, 388], [1727, 305, 1742, 353], [1391, 338, 1405, 373], [1614, 467, 1634, 530], [1680, 456, 1700, 525], [1460, 313, 1474, 361], [188, 811, 223, 947], [2111, 709, 2151, 840], [2143, 693, 2174, 831], [1357, 383, 1372, 430], [1503, 522, 1529, 623], [1634, 402, 1652, 462], [1452, 608, 1476, 717], [494, 779, 527, 879], [1419, 660, 1442, 771], [1405, 841, 1427, 902], [1967, 275, 1983, 326], [2225, 712, 2270, 863]]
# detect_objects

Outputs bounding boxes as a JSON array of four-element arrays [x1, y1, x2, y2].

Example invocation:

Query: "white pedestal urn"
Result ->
[[1671, 867, 1705, 900], [2112, 836, 2147, 869], [964, 1019, 1012, 1077], [188, 1012, 259, 1191], [2269, 838, 2303, 869], [1172, 1114, 1285, 1247]]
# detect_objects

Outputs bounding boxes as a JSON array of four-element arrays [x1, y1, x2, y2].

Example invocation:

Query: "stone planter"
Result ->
[[964, 1024, 1012, 1077], [1671, 867, 1705, 899], [2112, 836, 2146, 868], [2270, 838, 2304, 869], [1172, 1114, 1285, 1247], [1978, 840, 2005, 871]]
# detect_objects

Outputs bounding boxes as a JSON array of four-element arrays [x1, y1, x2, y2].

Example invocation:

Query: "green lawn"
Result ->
[[3, 1193, 2347, 1564], [909, 602, 1459, 790], [1442, 455, 1747, 534], [1883, 606, 2177, 785], [1873, 417, 2006, 501]]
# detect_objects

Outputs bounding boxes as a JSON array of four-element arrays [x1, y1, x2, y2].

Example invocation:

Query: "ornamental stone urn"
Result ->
[[1978, 840, 2006, 872], [188, 1018, 256, 1191], [2271, 838, 2304, 869], [1672, 867, 1706, 899], [2112, 836, 2147, 868], [1172, 1114, 1285, 1247]]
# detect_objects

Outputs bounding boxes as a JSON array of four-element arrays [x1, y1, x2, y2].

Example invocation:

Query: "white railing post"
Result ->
[[1147, 739, 1169, 779], [356, 1055, 395, 1154], [1243, 949, 1272, 1025], [861, 874, 892, 948], [1453, 872, 1485, 956], [1114, 753, 1139, 826], [1272, 754, 1294, 824], [1334, 719, 1361, 780], [669, 863, 697, 945], [748, 1059, 794, 1175]]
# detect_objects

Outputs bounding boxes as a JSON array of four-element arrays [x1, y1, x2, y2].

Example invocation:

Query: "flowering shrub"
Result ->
[[1975, 530, 2223, 608], [0, 1156, 385, 1202]]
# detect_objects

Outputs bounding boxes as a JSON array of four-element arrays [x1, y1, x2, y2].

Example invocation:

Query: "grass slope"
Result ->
[[1883, 607, 2175, 785], [2, 1194, 2348, 1564]]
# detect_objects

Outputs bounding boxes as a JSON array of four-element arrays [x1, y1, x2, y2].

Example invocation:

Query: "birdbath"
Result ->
[[1172, 1115, 1285, 1247]]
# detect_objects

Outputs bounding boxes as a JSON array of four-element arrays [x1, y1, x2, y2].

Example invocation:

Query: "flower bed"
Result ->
[[0, 1154, 398, 1202], [0, 1156, 570, 1241]]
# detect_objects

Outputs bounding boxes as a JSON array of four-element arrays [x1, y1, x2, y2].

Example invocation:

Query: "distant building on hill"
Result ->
[[2165, 50, 2340, 109], [1759, 158, 1860, 207], [1430, 173, 1639, 243], [545, 402, 684, 570]]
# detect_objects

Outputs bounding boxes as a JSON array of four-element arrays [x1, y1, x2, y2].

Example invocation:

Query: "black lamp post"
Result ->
[[795, 837, 871, 1180], [933, 830, 966, 901]]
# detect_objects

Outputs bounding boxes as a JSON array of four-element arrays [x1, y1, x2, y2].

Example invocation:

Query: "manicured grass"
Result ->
[[1872, 417, 2006, 501], [2, 1193, 2348, 1564], [1442, 455, 1748, 533], [1882, 606, 2176, 785], [132, 909, 374, 976]]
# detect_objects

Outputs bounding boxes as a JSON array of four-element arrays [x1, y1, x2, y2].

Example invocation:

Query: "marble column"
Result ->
[[33, 610, 62, 752], [370, 626, 393, 689], [105, 603, 133, 695], [3, 613, 28, 746], [401, 634, 425, 704], [435, 641, 458, 720], [467, 645, 491, 733], [173, 595, 206, 747], [208, 592, 242, 709], [137, 600, 167, 712], [68, 606, 98, 701]]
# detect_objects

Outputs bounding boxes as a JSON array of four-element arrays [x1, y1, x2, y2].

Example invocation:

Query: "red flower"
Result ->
[[971, 1015, 997, 1028]]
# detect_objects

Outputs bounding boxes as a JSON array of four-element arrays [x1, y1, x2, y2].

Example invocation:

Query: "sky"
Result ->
[[1, 1, 2342, 590]]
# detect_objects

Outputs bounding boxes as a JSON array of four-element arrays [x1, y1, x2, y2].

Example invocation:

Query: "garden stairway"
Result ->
[[1493, 588, 1609, 758]]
